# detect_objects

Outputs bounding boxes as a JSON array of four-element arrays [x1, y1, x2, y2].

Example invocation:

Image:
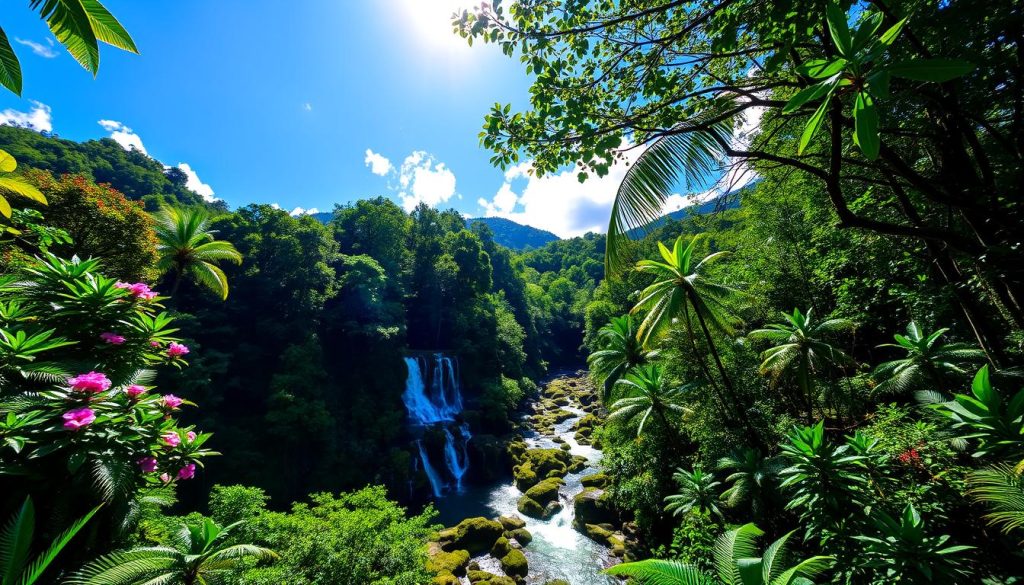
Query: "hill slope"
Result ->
[[466, 216, 559, 250]]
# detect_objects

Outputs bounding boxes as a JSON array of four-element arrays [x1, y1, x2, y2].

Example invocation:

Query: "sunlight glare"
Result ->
[[398, 0, 474, 51]]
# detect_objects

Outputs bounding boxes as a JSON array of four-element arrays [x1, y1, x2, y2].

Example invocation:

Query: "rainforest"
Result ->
[[0, 1, 1022, 584]]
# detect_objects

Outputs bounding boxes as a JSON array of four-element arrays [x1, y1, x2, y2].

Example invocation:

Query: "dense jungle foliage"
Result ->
[[0, 0, 1022, 583]]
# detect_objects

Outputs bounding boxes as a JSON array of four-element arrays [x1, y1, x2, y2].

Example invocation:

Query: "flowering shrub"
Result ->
[[0, 252, 213, 540]]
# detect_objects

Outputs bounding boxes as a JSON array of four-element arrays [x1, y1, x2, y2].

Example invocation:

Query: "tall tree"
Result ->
[[588, 314, 657, 402], [608, 364, 691, 444], [872, 322, 985, 396], [154, 206, 242, 300]]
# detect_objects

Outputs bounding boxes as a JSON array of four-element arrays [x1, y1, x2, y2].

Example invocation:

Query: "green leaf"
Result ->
[[878, 16, 908, 47], [35, 0, 100, 74], [886, 59, 974, 82], [0, 150, 16, 173], [1, 498, 34, 585], [80, 0, 138, 53], [0, 28, 23, 96], [798, 96, 831, 155], [853, 91, 879, 160], [797, 58, 846, 79], [0, 196, 11, 219], [867, 70, 890, 99], [0, 177, 46, 205], [783, 78, 835, 114], [826, 3, 853, 57], [852, 13, 883, 52]]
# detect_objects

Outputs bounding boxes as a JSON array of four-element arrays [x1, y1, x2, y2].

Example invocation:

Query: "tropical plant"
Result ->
[[153, 206, 242, 300], [632, 234, 747, 420], [934, 366, 1024, 459], [0, 0, 137, 95], [779, 422, 870, 538], [855, 504, 973, 584], [872, 322, 985, 397], [0, 151, 46, 230], [587, 314, 657, 401], [717, 448, 785, 521], [606, 523, 833, 585], [967, 463, 1024, 538], [66, 518, 277, 585], [747, 308, 855, 421], [665, 466, 724, 522], [0, 497, 98, 585], [608, 364, 691, 439]]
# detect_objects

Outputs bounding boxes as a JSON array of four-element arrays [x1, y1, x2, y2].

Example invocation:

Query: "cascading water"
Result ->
[[403, 354, 470, 497]]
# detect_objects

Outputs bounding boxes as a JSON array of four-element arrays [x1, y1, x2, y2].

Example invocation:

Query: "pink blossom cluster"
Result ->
[[62, 408, 96, 430], [126, 384, 147, 398], [100, 332, 126, 345], [68, 372, 112, 393], [114, 281, 158, 300], [137, 456, 197, 481], [167, 342, 190, 358], [161, 394, 184, 409]]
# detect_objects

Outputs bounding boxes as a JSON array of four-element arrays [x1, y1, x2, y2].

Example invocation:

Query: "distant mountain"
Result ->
[[466, 216, 560, 250], [310, 211, 333, 224], [626, 193, 742, 238]]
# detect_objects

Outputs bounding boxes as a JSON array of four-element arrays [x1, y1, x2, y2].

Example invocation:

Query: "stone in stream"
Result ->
[[523, 477, 563, 505], [509, 527, 532, 545], [516, 494, 545, 519], [512, 448, 572, 491], [573, 487, 618, 528], [500, 548, 529, 580], [468, 570, 516, 585], [426, 547, 470, 577], [498, 514, 526, 530], [491, 536, 512, 558], [580, 472, 609, 488], [435, 517, 505, 555]]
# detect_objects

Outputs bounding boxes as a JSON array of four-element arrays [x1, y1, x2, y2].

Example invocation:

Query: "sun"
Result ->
[[398, 0, 473, 50]]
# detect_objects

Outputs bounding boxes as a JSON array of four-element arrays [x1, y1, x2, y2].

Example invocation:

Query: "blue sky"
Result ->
[[0, 1, 747, 237]]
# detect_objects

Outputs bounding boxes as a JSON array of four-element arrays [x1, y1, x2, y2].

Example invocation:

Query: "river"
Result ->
[[433, 404, 618, 585]]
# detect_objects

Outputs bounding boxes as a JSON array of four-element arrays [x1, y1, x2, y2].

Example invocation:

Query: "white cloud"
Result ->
[[364, 149, 392, 176], [303, 103, 313, 111], [15, 37, 57, 58], [270, 203, 282, 210], [289, 207, 320, 216], [97, 119, 147, 154], [396, 151, 456, 212], [0, 101, 52, 132], [176, 162, 218, 202]]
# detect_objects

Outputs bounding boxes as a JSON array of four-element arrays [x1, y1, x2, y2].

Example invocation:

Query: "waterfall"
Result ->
[[403, 354, 470, 497], [416, 440, 445, 498]]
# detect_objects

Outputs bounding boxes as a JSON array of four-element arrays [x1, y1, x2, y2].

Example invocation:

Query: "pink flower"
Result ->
[[150, 340, 161, 348], [160, 394, 184, 410], [162, 432, 181, 448], [63, 408, 96, 430], [115, 282, 158, 300], [187, 431, 197, 442], [68, 372, 111, 393], [167, 342, 190, 358], [137, 456, 158, 473], [159, 472, 171, 483], [177, 463, 196, 480], [125, 385, 146, 399], [100, 332, 126, 345]]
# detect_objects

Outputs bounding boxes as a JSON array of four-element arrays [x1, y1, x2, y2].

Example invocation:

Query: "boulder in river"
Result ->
[[510, 527, 532, 545], [431, 574, 460, 585], [516, 495, 545, 519], [500, 548, 529, 580], [468, 570, 516, 585], [580, 472, 609, 488], [512, 448, 572, 490], [491, 535, 512, 558], [524, 477, 563, 505], [542, 500, 563, 519], [426, 548, 470, 577], [498, 514, 525, 530], [436, 517, 505, 555], [573, 487, 617, 528]]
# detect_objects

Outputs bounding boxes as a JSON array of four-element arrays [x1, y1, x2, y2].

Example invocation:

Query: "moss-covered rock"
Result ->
[[544, 581, 571, 585], [510, 527, 533, 545], [517, 495, 545, 519], [512, 462, 539, 491], [432, 574, 460, 585], [524, 477, 563, 505], [568, 455, 588, 473], [426, 549, 470, 577], [542, 500, 563, 519], [491, 535, 512, 558], [580, 472, 609, 488], [500, 548, 529, 579], [583, 523, 613, 542], [573, 487, 617, 528], [513, 448, 573, 490], [498, 514, 526, 530], [440, 517, 505, 555], [468, 571, 516, 585]]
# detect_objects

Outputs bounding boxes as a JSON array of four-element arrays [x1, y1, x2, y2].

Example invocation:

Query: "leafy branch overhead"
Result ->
[[0, 0, 138, 95]]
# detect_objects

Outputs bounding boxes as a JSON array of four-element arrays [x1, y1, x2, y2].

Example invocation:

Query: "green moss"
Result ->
[[580, 472, 609, 488], [510, 527, 532, 545], [544, 581, 571, 585], [426, 549, 470, 577], [524, 477, 563, 505], [491, 535, 511, 558], [500, 548, 529, 578], [573, 487, 617, 527], [517, 495, 545, 518], [432, 574, 460, 585], [442, 517, 504, 555], [498, 514, 525, 530]]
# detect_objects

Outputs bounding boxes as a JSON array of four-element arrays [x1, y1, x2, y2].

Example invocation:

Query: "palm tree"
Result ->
[[872, 322, 985, 397], [717, 448, 785, 521], [587, 314, 658, 402], [747, 308, 855, 422], [967, 463, 1024, 539], [154, 207, 242, 300], [0, 497, 98, 585], [664, 466, 724, 522], [632, 234, 747, 421], [606, 523, 833, 585], [67, 518, 277, 585], [608, 365, 691, 441]]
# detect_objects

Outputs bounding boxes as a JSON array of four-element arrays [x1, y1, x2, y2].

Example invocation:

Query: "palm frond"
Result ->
[[605, 559, 714, 585]]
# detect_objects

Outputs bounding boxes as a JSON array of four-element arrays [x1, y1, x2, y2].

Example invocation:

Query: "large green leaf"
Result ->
[[0, 28, 23, 96], [886, 59, 974, 82], [0, 498, 34, 585], [853, 91, 879, 160], [0, 177, 47, 204], [80, 0, 138, 53], [32, 0, 100, 73], [825, 3, 853, 57], [17, 505, 99, 585], [605, 559, 714, 585], [0, 150, 17, 173], [878, 16, 908, 47], [783, 78, 835, 114], [798, 96, 831, 155]]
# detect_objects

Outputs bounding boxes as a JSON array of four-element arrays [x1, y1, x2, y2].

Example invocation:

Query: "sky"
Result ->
[[0, 1, 753, 238]]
